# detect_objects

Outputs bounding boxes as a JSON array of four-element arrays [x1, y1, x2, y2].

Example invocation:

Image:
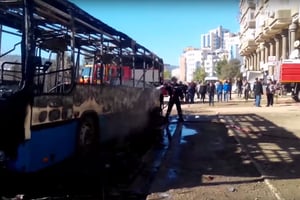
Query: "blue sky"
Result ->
[[71, 0, 240, 66]]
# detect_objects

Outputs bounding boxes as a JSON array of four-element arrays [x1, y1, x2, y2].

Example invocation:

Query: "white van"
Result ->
[[204, 76, 219, 82]]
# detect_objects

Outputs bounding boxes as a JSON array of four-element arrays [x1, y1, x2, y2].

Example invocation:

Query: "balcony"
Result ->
[[268, 9, 292, 30], [263, 27, 281, 37], [247, 20, 256, 29], [247, 1, 255, 9], [262, 18, 281, 37], [240, 39, 257, 56], [255, 26, 265, 42]]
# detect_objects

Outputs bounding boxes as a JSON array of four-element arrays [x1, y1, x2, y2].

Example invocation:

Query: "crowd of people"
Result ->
[[161, 76, 280, 123]]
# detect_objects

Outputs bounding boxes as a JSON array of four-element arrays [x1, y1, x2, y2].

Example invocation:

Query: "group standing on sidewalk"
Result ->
[[161, 76, 282, 123]]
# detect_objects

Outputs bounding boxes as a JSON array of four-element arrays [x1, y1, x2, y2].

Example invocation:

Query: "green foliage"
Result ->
[[216, 59, 228, 77], [164, 70, 171, 80], [193, 67, 206, 82], [217, 58, 241, 80]]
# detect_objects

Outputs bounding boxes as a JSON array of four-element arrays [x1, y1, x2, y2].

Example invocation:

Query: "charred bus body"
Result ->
[[0, 0, 163, 173]]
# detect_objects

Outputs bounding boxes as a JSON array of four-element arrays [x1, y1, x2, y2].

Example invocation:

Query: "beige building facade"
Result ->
[[239, 0, 300, 81]]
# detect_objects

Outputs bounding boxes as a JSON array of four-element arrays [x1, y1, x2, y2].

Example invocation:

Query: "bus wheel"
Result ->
[[76, 116, 98, 157]]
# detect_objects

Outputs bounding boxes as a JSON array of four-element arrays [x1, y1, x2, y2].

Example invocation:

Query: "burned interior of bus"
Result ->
[[0, 0, 164, 96]]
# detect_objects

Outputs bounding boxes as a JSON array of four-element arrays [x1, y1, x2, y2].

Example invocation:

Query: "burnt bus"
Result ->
[[0, 0, 163, 173]]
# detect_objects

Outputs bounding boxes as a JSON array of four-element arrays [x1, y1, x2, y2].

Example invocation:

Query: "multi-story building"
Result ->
[[180, 26, 241, 82], [180, 47, 204, 82], [201, 26, 230, 50], [239, 0, 300, 82], [204, 53, 220, 77], [224, 32, 243, 61]]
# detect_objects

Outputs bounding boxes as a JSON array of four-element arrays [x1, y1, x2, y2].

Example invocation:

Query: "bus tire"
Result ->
[[76, 115, 99, 157]]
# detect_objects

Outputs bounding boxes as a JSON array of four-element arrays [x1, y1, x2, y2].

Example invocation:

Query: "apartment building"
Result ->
[[201, 26, 230, 50], [179, 26, 241, 82], [239, 0, 300, 81], [181, 47, 204, 82]]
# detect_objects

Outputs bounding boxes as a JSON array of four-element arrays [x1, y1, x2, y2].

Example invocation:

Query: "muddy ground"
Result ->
[[147, 96, 300, 200]]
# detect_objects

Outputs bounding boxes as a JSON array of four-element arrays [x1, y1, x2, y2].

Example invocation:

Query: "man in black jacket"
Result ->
[[253, 78, 264, 107], [165, 77, 184, 122]]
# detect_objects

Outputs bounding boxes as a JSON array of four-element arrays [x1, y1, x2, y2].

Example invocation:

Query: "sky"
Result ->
[[71, 0, 240, 66]]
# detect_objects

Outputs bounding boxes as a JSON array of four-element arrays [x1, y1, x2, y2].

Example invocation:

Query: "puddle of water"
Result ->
[[162, 123, 178, 147], [181, 126, 198, 144]]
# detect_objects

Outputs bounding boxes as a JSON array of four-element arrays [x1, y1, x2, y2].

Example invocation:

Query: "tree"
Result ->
[[218, 58, 242, 80], [163, 70, 171, 80], [216, 59, 228, 78], [193, 67, 206, 82]]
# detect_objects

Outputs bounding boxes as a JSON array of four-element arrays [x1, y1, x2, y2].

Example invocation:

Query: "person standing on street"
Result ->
[[216, 80, 223, 102], [236, 77, 243, 98], [207, 81, 216, 106], [165, 77, 184, 123], [243, 80, 251, 101], [253, 78, 263, 107], [199, 81, 207, 103], [228, 79, 232, 100], [266, 79, 275, 107], [223, 80, 230, 102]]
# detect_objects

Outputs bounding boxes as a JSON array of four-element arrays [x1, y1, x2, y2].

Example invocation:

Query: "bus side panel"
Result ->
[[7, 83, 161, 173], [8, 121, 77, 173], [73, 84, 161, 142]]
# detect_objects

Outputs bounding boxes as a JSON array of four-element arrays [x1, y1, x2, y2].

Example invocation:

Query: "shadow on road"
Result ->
[[221, 113, 300, 180], [149, 113, 300, 197]]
